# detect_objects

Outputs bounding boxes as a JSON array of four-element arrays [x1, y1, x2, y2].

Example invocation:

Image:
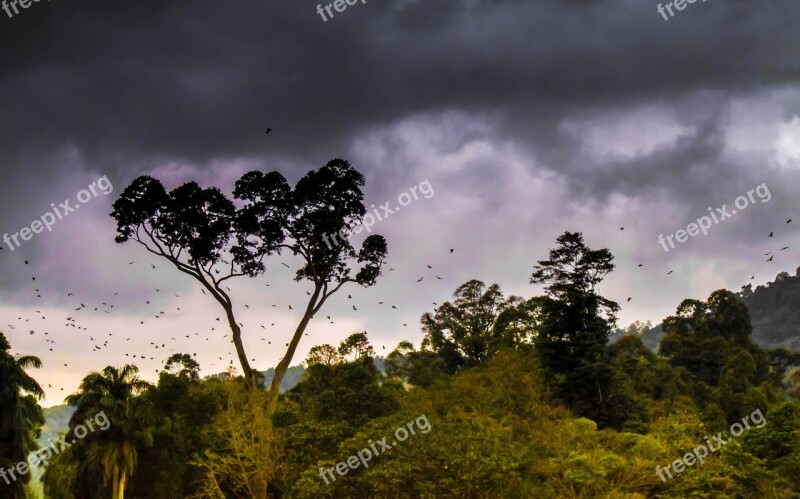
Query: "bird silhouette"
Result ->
[[767, 255, 774, 261], [769, 232, 774, 237]]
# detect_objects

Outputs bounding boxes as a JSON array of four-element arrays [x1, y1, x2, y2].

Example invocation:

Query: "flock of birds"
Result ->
[[1, 210, 795, 398], [618, 217, 794, 303], [2, 246, 458, 397]]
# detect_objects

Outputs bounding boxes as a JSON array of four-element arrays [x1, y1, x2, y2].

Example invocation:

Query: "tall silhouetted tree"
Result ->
[[530, 231, 620, 424], [111, 159, 387, 397]]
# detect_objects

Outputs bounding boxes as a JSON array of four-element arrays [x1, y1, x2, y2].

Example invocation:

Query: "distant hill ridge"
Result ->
[[738, 266, 800, 350], [610, 266, 800, 352]]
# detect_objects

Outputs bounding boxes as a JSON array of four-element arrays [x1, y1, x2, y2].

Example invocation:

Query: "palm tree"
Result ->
[[0, 332, 45, 499], [46, 364, 152, 499]]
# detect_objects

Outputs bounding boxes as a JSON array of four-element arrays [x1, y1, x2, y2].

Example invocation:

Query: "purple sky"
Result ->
[[1, 0, 800, 406]]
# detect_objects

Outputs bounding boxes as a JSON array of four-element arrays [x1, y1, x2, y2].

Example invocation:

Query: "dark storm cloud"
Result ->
[[1, 0, 798, 176]]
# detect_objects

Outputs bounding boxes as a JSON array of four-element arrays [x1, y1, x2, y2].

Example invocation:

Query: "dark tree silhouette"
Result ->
[[111, 159, 387, 399], [530, 231, 620, 424]]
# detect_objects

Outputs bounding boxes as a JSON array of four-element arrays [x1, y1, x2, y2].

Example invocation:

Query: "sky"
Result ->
[[1, 0, 800, 406]]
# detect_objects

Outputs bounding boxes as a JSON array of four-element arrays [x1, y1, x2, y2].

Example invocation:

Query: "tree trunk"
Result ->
[[194, 268, 256, 390], [265, 285, 322, 416], [223, 302, 256, 390], [254, 472, 268, 499], [111, 470, 120, 499], [266, 310, 313, 416], [118, 471, 127, 499]]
